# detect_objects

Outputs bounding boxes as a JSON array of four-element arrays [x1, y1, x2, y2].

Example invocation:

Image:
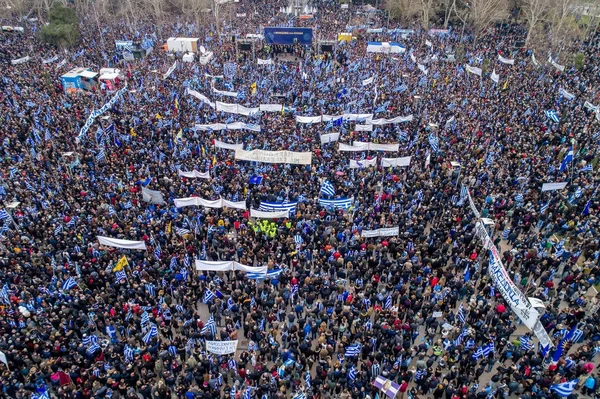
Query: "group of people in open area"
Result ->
[[0, 1, 600, 399]]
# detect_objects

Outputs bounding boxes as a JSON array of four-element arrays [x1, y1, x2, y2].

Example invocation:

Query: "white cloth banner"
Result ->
[[257, 58, 273, 65], [418, 64, 428, 75], [548, 56, 565, 72], [341, 113, 374, 121], [498, 54, 514, 65], [465, 65, 482, 76], [97, 236, 147, 250], [559, 88, 575, 100], [361, 226, 400, 238], [42, 55, 59, 64], [250, 209, 289, 218], [296, 115, 322, 124], [355, 124, 373, 132], [77, 84, 128, 141], [234, 149, 312, 165], [205, 73, 223, 79], [260, 104, 283, 112], [216, 101, 259, 116], [339, 142, 399, 152], [320, 133, 340, 144], [583, 101, 599, 112], [381, 156, 411, 167], [199, 52, 214, 65], [349, 158, 377, 169], [178, 170, 211, 179], [163, 61, 177, 79], [11, 56, 31, 65], [195, 260, 267, 275], [174, 197, 246, 209], [541, 182, 568, 192], [194, 122, 260, 132], [490, 69, 499, 83], [141, 187, 166, 205], [488, 246, 539, 330], [213, 88, 238, 97], [206, 340, 238, 355], [366, 115, 413, 125], [186, 88, 215, 108], [425, 39, 432, 47], [214, 140, 244, 150], [362, 76, 375, 86]]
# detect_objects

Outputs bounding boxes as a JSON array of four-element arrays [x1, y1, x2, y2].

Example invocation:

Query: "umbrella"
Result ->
[[335, 171, 345, 176], [496, 304, 506, 313]]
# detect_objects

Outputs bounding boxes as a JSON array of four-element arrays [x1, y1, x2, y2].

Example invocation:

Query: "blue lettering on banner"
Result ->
[[264, 27, 313, 45]]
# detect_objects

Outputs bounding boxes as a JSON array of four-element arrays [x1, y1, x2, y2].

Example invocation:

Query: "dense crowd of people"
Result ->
[[0, 1, 600, 399]]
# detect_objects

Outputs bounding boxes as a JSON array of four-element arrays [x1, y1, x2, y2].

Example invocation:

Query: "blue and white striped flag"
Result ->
[[320, 180, 336, 197], [428, 133, 439, 152], [457, 303, 465, 324], [519, 335, 533, 351], [319, 197, 353, 210], [142, 323, 158, 344], [345, 344, 361, 357], [550, 379, 578, 397], [203, 289, 216, 303], [502, 228, 510, 240], [201, 314, 217, 336], [62, 277, 77, 290], [545, 110, 560, 123]]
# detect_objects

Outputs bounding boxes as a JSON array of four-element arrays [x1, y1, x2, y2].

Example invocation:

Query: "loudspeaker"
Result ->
[[321, 44, 333, 53], [239, 43, 251, 51]]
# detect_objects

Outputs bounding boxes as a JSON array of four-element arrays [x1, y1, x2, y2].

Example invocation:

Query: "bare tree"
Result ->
[[522, 0, 549, 46], [418, 0, 436, 29], [464, 0, 509, 43], [385, 0, 420, 24], [547, 0, 583, 55]]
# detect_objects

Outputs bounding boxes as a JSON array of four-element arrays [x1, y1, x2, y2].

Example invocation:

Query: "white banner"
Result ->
[[199, 52, 214, 65], [498, 54, 514, 65], [260, 104, 283, 112], [163, 61, 177, 79], [11, 56, 31, 65], [97, 236, 147, 250], [531, 53, 539, 66], [213, 88, 238, 97], [418, 64, 428, 75], [355, 124, 373, 132], [465, 65, 482, 76], [194, 122, 260, 132], [214, 140, 244, 150], [77, 84, 128, 142], [216, 101, 259, 116], [366, 115, 413, 125], [178, 170, 211, 179], [186, 88, 216, 108], [381, 156, 411, 167], [339, 142, 399, 152], [257, 58, 273, 65], [234, 149, 312, 165], [490, 69, 499, 83], [174, 197, 246, 209], [488, 248, 539, 330], [361, 227, 400, 238], [250, 209, 289, 218], [541, 182, 568, 192], [296, 115, 322, 124], [548, 56, 565, 72], [42, 55, 59, 64], [320, 133, 340, 144], [0, 350, 7, 368], [195, 260, 267, 275], [362, 76, 375, 86], [349, 158, 377, 169], [584, 101, 599, 112], [141, 187, 166, 205], [528, 297, 547, 309], [206, 340, 238, 355]]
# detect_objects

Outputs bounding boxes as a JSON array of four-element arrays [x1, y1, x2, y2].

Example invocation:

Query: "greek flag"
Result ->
[[259, 201, 297, 213], [319, 197, 353, 210], [54, 224, 63, 235], [142, 323, 158, 344], [428, 133, 439, 152], [385, 295, 392, 309], [560, 147, 574, 172], [457, 303, 465, 324], [550, 380, 578, 397], [520, 335, 533, 351], [580, 165, 593, 172], [305, 372, 311, 388], [502, 228, 510, 240], [140, 311, 150, 325], [62, 277, 77, 290], [114, 271, 127, 283], [345, 344, 361, 357], [415, 368, 426, 380], [570, 328, 584, 343], [266, 269, 282, 279], [515, 193, 523, 203], [145, 284, 156, 297], [0, 209, 9, 220], [201, 314, 217, 336], [175, 227, 190, 236], [348, 365, 357, 381], [545, 110, 560, 123], [204, 289, 216, 303], [294, 234, 304, 247], [320, 180, 336, 197], [124, 345, 134, 362], [96, 148, 106, 161], [87, 342, 101, 355], [541, 201, 550, 213]]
